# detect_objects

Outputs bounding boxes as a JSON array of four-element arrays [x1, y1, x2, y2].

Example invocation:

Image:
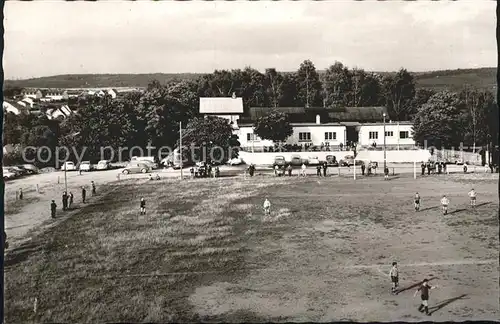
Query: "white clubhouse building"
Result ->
[[199, 97, 416, 151]]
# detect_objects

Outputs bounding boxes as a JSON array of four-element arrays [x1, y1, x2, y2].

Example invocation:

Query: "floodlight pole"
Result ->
[[353, 158, 356, 180], [179, 122, 183, 180], [383, 113, 387, 172], [64, 167, 68, 193]]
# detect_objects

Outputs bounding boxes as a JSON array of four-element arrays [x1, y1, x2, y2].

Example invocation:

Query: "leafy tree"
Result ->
[[183, 116, 238, 163], [347, 69, 383, 107], [296, 60, 323, 107], [412, 91, 464, 148], [410, 89, 435, 117], [198, 69, 241, 97], [240, 67, 266, 108], [264, 68, 285, 108], [3, 112, 23, 145], [3, 86, 24, 98], [322, 61, 352, 107], [459, 86, 494, 149], [253, 110, 293, 145], [60, 99, 136, 162], [382, 68, 416, 120], [279, 73, 300, 107]]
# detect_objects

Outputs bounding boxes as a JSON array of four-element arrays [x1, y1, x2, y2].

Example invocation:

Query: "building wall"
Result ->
[[358, 124, 414, 147], [289, 125, 346, 146], [234, 126, 274, 148], [236, 125, 346, 148]]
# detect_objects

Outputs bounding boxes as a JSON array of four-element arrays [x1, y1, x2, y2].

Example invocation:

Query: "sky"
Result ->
[[3, 0, 497, 79]]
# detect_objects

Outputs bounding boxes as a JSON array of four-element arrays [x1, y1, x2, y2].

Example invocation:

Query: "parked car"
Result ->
[[290, 155, 303, 166], [2, 168, 17, 180], [61, 161, 77, 171], [273, 156, 287, 168], [325, 155, 339, 167], [6, 167, 22, 177], [307, 156, 321, 166], [22, 164, 39, 174], [9, 166, 28, 176], [122, 162, 151, 174], [131, 156, 159, 169], [79, 161, 92, 172], [96, 160, 111, 170], [340, 155, 355, 167], [227, 157, 243, 166], [139, 160, 159, 170]]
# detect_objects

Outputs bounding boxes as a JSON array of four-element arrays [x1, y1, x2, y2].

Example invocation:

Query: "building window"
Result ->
[[247, 133, 260, 141], [299, 132, 311, 142], [324, 132, 337, 140], [400, 131, 410, 139], [385, 131, 393, 137], [369, 131, 378, 140]]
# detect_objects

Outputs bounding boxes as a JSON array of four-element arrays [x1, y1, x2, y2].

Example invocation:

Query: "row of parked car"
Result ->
[[3, 164, 40, 181], [60, 160, 114, 172], [272, 154, 362, 168]]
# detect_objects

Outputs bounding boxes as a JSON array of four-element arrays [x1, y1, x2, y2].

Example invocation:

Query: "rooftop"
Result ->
[[199, 97, 244, 114]]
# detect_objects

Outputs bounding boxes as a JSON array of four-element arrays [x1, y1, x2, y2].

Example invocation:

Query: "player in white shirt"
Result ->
[[440, 195, 449, 215], [301, 163, 307, 177], [468, 189, 477, 207], [414, 192, 421, 212], [263, 198, 271, 215]]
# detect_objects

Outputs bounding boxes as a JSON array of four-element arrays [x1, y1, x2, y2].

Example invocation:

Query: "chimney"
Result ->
[[316, 114, 321, 125]]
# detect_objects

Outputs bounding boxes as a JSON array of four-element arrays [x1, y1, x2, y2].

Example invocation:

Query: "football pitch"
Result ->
[[4, 173, 499, 322]]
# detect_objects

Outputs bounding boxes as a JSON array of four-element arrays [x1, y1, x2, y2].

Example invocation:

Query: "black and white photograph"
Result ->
[[1, 0, 499, 322]]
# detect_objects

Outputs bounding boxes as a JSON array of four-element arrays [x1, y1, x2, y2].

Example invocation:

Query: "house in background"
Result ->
[[107, 89, 118, 99], [63, 90, 81, 99], [46, 105, 74, 120], [22, 89, 45, 100], [45, 90, 65, 101], [16, 97, 35, 108], [199, 94, 244, 129], [3, 101, 25, 115]]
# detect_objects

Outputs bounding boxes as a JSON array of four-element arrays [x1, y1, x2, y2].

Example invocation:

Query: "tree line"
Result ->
[[3, 59, 498, 166]]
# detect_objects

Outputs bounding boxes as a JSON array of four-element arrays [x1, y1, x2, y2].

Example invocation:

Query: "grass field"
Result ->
[[4, 173, 499, 322], [4, 68, 496, 92]]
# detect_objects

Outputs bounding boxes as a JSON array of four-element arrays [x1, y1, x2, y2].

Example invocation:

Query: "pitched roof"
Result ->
[[328, 106, 388, 122], [246, 106, 388, 123], [199, 97, 244, 114]]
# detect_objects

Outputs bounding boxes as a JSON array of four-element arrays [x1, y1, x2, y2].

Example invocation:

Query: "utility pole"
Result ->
[[383, 113, 387, 171], [64, 166, 68, 193], [179, 122, 183, 180]]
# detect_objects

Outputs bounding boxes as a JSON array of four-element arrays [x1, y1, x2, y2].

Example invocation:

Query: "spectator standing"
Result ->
[[62, 192, 68, 211], [51, 200, 57, 218], [69, 192, 74, 209], [81, 186, 87, 203]]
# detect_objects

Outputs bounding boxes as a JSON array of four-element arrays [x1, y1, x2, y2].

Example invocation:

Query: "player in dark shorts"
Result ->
[[414, 192, 421, 211], [414, 278, 438, 315], [140, 198, 146, 215], [468, 189, 477, 208], [389, 262, 399, 294]]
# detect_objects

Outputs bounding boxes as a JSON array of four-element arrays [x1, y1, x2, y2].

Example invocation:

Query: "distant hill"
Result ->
[[4, 68, 496, 93]]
